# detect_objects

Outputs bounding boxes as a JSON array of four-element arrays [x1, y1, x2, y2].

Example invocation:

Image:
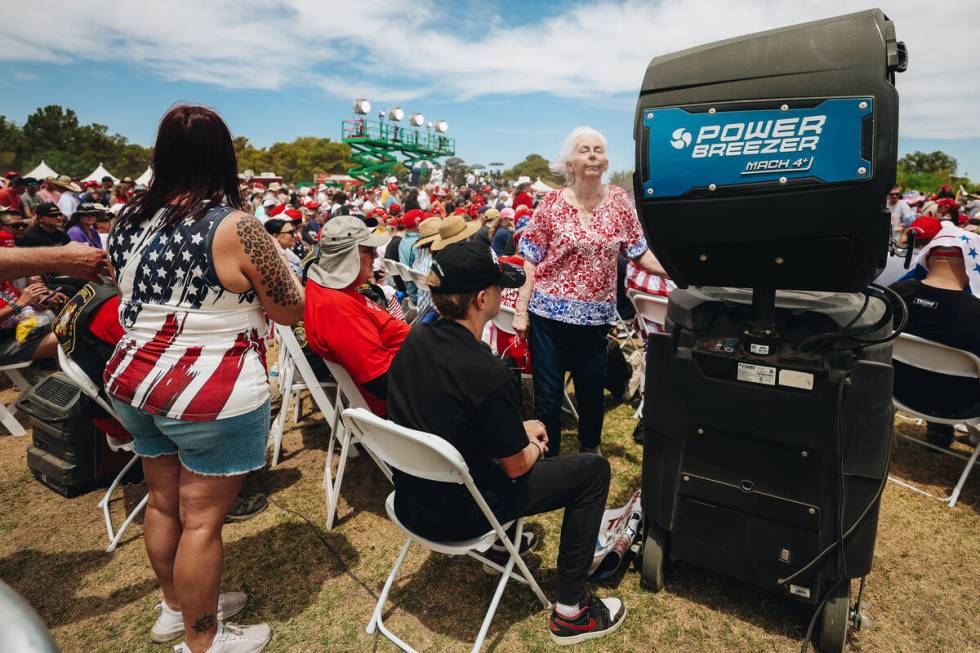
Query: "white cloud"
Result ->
[[7, 0, 979, 138]]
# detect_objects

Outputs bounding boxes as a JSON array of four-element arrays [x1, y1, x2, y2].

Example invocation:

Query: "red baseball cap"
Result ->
[[304, 201, 320, 211], [284, 208, 302, 221], [268, 204, 286, 217], [908, 215, 942, 242], [401, 208, 424, 229], [388, 203, 402, 215]]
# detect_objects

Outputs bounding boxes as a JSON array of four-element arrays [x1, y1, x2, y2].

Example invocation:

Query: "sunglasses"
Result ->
[[5, 222, 26, 229], [888, 193, 902, 197], [279, 228, 295, 235]]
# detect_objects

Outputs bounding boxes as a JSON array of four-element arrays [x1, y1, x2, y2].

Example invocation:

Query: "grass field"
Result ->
[[0, 369, 977, 653]]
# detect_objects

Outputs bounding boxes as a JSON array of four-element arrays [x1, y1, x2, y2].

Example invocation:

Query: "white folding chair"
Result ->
[[0, 360, 33, 436], [627, 289, 669, 335], [491, 304, 578, 418], [274, 324, 392, 528], [382, 258, 403, 284], [320, 357, 393, 528], [407, 266, 429, 289], [56, 347, 148, 552], [889, 332, 980, 508], [627, 290, 669, 419], [268, 326, 337, 466], [341, 407, 551, 653]]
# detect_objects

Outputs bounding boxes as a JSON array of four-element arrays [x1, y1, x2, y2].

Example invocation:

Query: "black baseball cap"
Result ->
[[37, 202, 62, 218], [75, 202, 108, 215], [431, 241, 525, 294]]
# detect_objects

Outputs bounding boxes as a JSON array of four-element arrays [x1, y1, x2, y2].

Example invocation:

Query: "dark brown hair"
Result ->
[[120, 104, 242, 226]]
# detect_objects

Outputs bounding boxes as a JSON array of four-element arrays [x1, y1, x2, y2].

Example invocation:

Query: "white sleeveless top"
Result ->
[[104, 203, 269, 421]]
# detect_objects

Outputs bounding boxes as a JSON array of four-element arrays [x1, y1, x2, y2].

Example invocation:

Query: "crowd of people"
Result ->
[[3, 101, 980, 653]]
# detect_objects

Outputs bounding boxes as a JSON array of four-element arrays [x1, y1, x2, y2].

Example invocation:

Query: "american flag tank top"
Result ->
[[104, 203, 269, 421]]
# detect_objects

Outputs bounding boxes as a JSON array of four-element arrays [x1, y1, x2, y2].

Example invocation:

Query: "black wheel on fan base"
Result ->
[[818, 579, 851, 653], [639, 523, 667, 591]]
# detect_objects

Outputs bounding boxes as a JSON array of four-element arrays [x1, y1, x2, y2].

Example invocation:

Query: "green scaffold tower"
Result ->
[[341, 118, 455, 184]]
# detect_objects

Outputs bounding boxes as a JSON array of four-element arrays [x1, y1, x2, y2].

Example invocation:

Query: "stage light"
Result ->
[[435, 120, 448, 133], [388, 107, 404, 122], [410, 112, 425, 127], [353, 98, 371, 115]]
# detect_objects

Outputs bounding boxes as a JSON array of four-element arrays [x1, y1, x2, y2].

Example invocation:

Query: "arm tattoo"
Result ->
[[236, 214, 302, 306], [192, 612, 216, 633]]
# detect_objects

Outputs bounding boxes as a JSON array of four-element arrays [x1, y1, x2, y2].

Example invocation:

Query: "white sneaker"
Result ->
[[151, 592, 249, 642], [174, 622, 272, 653]]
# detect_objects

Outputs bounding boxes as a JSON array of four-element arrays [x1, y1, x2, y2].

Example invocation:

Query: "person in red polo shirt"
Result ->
[[304, 215, 410, 415]]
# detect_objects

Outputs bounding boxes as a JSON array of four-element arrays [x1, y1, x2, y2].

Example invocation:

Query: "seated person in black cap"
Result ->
[[387, 241, 626, 646], [891, 241, 980, 448], [19, 202, 70, 248]]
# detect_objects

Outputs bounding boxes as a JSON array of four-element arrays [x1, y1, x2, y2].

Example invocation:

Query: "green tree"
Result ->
[[22, 105, 81, 157], [895, 150, 963, 193], [234, 136, 351, 183], [504, 154, 565, 187], [898, 150, 957, 176], [608, 169, 633, 191], [0, 116, 26, 171]]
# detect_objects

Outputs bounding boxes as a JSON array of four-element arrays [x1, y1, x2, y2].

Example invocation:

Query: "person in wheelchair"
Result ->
[[890, 226, 980, 448]]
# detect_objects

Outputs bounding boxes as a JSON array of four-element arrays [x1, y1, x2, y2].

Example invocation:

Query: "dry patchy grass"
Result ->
[[0, 372, 977, 653]]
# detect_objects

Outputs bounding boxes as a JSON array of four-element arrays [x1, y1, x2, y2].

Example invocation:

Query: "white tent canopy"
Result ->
[[81, 163, 118, 184], [135, 166, 153, 186], [531, 178, 553, 192], [25, 160, 58, 180]]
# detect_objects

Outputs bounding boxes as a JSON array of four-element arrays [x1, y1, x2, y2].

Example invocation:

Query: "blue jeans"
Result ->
[[111, 399, 271, 476], [529, 313, 609, 456]]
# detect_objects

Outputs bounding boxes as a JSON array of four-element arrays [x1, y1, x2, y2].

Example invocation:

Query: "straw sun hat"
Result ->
[[413, 217, 443, 249], [431, 214, 481, 251]]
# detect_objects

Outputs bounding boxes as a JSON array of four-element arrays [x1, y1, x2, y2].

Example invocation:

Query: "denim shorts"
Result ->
[[110, 399, 271, 476]]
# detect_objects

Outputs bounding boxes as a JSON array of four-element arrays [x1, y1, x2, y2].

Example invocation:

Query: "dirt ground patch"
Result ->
[[0, 371, 977, 652]]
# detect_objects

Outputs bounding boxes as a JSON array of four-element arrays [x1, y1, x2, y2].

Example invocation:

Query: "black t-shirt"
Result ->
[[19, 226, 71, 248], [890, 279, 980, 416], [387, 318, 528, 540]]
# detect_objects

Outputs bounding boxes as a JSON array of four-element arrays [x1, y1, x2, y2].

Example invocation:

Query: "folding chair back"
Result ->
[[381, 258, 402, 282], [281, 336, 392, 528], [0, 360, 33, 436], [888, 332, 980, 508], [395, 261, 417, 286], [275, 324, 338, 425], [56, 345, 148, 552], [341, 407, 550, 653], [56, 347, 116, 418], [628, 289, 669, 331], [491, 304, 517, 335], [342, 407, 468, 485], [408, 267, 429, 289], [893, 332, 980, 379]]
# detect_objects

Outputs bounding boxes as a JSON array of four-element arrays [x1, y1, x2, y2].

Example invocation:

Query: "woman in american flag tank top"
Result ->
[[105, 105, 304, 653]]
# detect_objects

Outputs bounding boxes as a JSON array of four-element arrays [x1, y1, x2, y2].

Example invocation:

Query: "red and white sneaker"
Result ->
[[548, 592, 627, 646]]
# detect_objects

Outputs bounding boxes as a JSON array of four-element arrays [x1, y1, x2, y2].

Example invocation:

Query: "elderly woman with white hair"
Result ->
[[514, 126, 665, 456]]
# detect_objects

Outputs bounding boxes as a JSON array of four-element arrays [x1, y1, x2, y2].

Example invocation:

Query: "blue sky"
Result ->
[[5, 0, 979, 181]]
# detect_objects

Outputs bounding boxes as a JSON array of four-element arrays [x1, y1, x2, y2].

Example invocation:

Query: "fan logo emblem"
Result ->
[[670, 128, 692, 149]]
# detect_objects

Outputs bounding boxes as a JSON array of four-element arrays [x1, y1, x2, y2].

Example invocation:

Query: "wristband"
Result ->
[[9, 301, 22, 315], [531, 439, 545, 458]]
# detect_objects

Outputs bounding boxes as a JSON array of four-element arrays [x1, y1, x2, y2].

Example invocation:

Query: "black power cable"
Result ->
[[798, 379, 850, 653]]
